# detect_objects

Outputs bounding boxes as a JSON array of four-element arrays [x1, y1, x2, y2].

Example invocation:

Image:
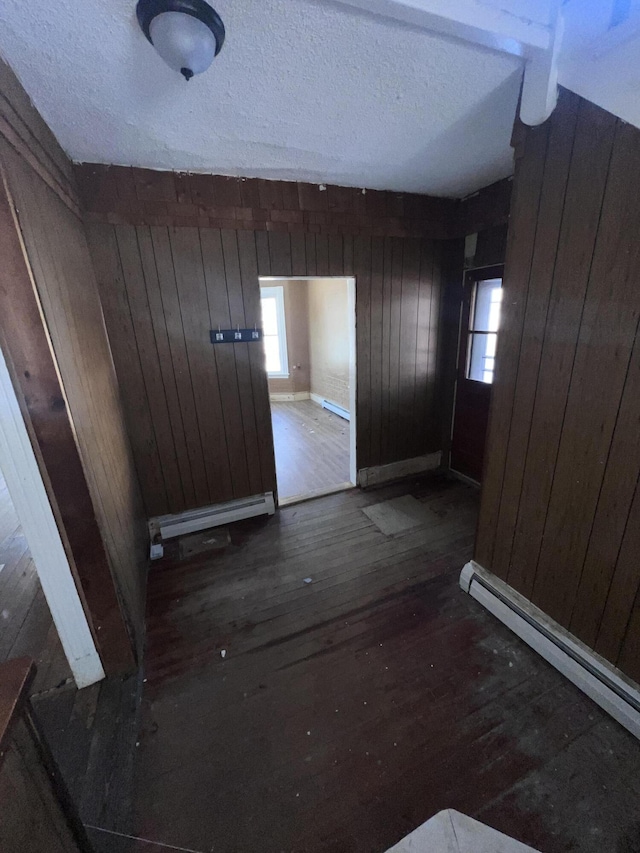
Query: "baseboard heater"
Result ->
[[460, 561, 640, 741], [321, 399, 350, 421], [148, 492, 275, 559]]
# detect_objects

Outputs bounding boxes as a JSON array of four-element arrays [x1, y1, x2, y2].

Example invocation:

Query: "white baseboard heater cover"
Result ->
[[460, 560, 640, 742], [322, 398, 350, 421], [150, 492, 275, 546]]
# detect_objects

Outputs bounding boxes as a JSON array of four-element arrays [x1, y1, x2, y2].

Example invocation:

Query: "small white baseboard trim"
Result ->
[[149, 492, 275, 557], [309, 392, 350, 421], [460, 560, 640, 741], [310, 392, 350, 421], [448, 468, 480, 488], [358, 452, 441, 488], [269, 392, 310, 402], [279, 481, 353, 507]]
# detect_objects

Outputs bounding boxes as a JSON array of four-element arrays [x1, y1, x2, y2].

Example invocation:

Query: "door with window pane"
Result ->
[[451, 266, 503, 482]]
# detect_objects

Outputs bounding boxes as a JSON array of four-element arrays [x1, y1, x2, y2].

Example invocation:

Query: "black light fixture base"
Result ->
[[136, 0, 225, 56]]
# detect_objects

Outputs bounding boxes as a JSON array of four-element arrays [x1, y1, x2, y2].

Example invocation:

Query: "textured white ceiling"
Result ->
[[0, 0, 523, 196]]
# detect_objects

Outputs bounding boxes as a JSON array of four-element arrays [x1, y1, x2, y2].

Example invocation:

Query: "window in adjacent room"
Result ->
[[260, 285, 289, 377], [466, 277, 502, 384]]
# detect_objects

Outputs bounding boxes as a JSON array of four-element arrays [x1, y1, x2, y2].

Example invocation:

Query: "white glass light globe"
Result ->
[[149, 11, 217, 77]]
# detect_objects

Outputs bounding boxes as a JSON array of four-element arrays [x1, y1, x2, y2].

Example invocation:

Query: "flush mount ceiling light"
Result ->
[[136, 0, 225, 80]]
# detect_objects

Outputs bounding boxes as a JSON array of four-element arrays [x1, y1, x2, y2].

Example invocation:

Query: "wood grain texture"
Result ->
[[0, 63, 145, 670], [490, 91, 580, 581], [75, 164, 459, 240], [128, 477, 640, 853], [475, 88, 640, 682], [271, 400, 349, 499], [0, 155, 138, 674], [87, 226, 446, 516]]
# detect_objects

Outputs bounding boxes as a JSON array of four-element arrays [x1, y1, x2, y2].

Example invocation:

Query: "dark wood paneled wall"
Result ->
[[0, 59, 145, 668], [476, 88, 640, 683], [76, 164, 459, 239], [86, 220, 445, 516]]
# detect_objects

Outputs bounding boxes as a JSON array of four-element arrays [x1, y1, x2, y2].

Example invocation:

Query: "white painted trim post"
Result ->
[[347, 276, 357, 486], [0, 346, 104, 689]]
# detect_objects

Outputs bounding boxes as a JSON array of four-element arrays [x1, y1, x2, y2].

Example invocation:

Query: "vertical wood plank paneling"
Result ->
[[572, 328, 640, 648], [86, 224, 168, 516], [149, 227, 210, 507], [3, 163, 139, 670], [290, 233, 307, 277], [316, 235, 330, 277], [354, 237, 371, 468], [199, 228, 251, 499], [429, 240, 444, 451], [380, 237, 393, 464], [491, 90, 580, 581], [473, 120, 551, 571], [511, 100, 616, 600], [305, 234, 317, 277], [136, 227, 196, 509], [268, 232, 292, 277], [475, 89, 640, 683], [113, 227, 185, 514], [369, 238, 384, 466], [328, 235, 343, 276], [88, 220, 449, 515], [596, 481, 640, 670], [169, 227, 232, 503], [532, 118, 640, 625], [237, 229, 277, 493], [387, 238, 404, 464], [255, 231, 271, 276], [435, 239, 460, 464], [615, 496, 640, 681], [220, 229, 263, 496], [398, 239, 420, 460], [343, 235, 354, 276], [415, 240, 435, 461]]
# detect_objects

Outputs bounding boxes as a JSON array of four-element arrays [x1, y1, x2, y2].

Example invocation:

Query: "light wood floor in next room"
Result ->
[[271, 399, 350, 500]]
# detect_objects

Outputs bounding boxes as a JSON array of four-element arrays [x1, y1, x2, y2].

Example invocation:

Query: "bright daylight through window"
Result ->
[[467, 278, 502, 384], [260, 286, 289, 378]]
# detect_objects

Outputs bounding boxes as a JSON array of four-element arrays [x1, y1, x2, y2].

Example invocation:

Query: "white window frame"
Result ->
[[260, 285, 289, 378]]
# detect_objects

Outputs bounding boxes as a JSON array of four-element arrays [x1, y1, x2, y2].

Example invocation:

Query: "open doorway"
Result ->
[[259, 276, 356, 503]]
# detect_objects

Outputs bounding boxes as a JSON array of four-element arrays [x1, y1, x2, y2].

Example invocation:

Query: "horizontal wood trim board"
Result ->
[[0, 59, 81, 216], [358, 452, 442, 488], [269, 392, 310, 402], [75, 164, 464, 239]]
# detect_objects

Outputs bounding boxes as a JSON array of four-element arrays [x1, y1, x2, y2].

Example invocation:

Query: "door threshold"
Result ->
[[278, 482, 354, 508]]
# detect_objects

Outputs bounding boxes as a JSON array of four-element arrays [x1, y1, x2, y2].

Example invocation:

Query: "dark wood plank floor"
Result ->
[[78, 475, 640, 853], [271, 399, 350, 500], [0, 472, 71, 695]]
